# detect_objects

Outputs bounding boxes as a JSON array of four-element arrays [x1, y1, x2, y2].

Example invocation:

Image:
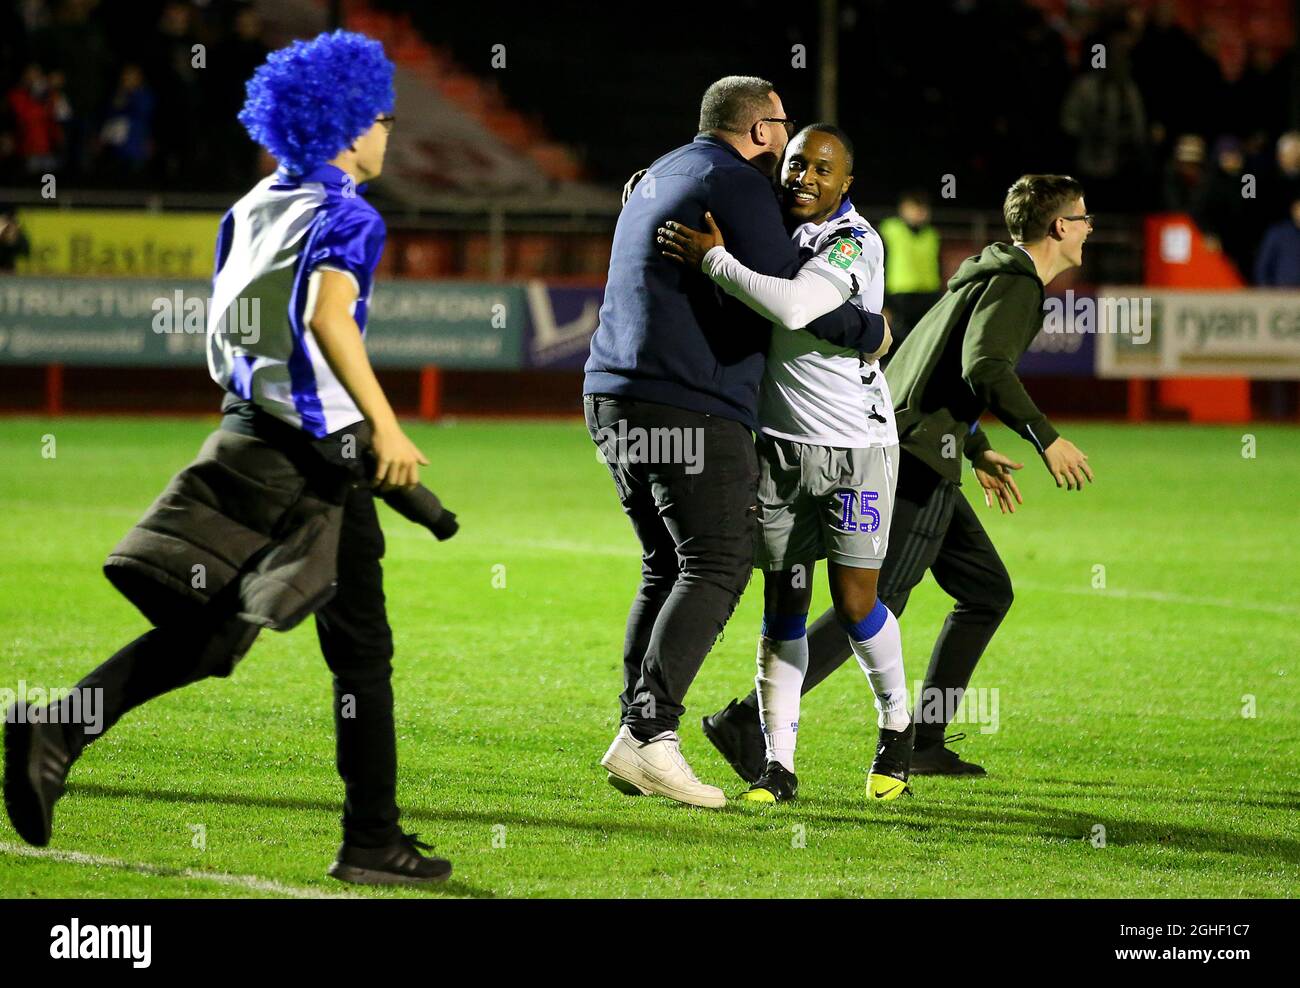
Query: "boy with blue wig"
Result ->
[[4, 31, 453, 886]]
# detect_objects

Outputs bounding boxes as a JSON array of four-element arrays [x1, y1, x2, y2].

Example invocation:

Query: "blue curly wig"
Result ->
[[238, 30, 395, 177]]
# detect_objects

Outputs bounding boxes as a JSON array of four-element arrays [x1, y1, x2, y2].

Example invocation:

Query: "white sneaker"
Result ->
[[600, 726, 726, 808]]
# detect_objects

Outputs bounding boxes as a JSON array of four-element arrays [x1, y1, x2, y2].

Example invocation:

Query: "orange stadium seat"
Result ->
[[394, 233, 457, 278]]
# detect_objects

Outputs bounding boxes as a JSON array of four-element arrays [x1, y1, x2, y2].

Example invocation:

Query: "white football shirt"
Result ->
[[758, 199, 897, 448], [207, 163, 386, 439]]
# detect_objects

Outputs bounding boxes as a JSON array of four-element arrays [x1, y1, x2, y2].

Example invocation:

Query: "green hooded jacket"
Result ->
[[884, 242, 1059, 484]]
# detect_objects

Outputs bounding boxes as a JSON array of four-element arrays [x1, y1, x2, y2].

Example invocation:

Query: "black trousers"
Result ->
[[743, 450, 1014, 747], [585, 394, 758, 738], [57, 422, 402, 849]]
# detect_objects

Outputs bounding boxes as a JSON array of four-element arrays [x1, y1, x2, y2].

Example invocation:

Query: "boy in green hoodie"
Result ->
[[703, 174, 1096, 779]]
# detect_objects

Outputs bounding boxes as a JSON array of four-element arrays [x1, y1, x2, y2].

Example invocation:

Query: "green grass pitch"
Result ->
[[0, 416, 1296, 898]]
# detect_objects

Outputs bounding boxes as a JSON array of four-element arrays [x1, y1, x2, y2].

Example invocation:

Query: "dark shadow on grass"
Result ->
[[1020, 790, 1300, 812], [373, 879, 497, 899], [73, 779, 1297, 867], [52, 784, 502, 898], [68, 781, 737, 841], [0, 840, 496, 899], [809, 798, 1300, 864], [1028, 777, 1300, 812]]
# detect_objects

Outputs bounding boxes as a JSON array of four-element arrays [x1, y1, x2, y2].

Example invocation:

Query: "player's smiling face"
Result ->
[[781, 130, 853, 225]]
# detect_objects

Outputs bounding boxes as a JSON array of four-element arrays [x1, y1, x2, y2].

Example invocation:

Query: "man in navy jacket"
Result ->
[[585, 75, 887, 808]]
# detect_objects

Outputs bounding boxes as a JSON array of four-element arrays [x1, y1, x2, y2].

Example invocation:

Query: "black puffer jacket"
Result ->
[[104, 429, 346, 632]]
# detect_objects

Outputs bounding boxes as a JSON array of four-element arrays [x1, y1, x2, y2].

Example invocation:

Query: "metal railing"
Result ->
[[0, 186, 1147, 283]]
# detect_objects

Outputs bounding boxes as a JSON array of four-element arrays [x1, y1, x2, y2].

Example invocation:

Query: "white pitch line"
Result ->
[[6, 503, 1295, 617], [0, 841, 361, 899], [487, 537, 1300, 616], [1015, 581, 1300, 617]]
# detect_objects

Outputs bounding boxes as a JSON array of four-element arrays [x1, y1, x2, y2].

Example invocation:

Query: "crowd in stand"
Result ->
[[1055, 1, 1299, 283], [406, 0, 1300, 285], [0, 0, 266, 191], [2, 0, 1298, 284]]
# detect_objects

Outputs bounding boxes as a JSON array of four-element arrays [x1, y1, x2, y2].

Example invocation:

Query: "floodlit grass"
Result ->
[[0, 417, 1296, 897]]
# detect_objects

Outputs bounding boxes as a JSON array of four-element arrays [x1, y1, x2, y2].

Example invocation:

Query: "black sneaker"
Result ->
[[327, 831, 452, 886], [867, 721, 914, 801], [3, 708, 73, 847], [701, 698, 766, 784], [910, 732, 986, 776], [738, 760, 798, 803]]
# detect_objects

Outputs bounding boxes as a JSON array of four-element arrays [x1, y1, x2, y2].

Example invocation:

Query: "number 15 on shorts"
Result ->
[[835, 489, 880, 533]]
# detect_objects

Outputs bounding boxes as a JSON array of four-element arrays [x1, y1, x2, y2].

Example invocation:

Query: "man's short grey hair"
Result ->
[[698, 75, 775, 134]]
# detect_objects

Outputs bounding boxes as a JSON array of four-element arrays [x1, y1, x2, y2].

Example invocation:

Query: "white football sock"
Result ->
[[755, 633, 808, 773], [847, 605, 911, 732]]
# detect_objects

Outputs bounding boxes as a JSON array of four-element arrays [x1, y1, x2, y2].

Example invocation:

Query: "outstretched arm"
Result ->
[[961, 277, 1093, 491], [960, 275, 1059, 451]]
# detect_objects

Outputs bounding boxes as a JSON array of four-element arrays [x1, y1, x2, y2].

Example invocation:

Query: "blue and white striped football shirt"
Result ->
[[207, 163, 386, 439]]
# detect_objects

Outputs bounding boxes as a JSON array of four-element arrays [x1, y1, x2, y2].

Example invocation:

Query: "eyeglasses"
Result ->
[[757, 117, 797, 138], [1059, 213, 1095, 227], [376, 114, 396, 134]]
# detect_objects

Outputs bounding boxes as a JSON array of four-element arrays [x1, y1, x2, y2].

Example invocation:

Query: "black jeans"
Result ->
[[58, 417, 402, 849], [742, 450, 1014, 747], [585, 394, 758, 737]]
